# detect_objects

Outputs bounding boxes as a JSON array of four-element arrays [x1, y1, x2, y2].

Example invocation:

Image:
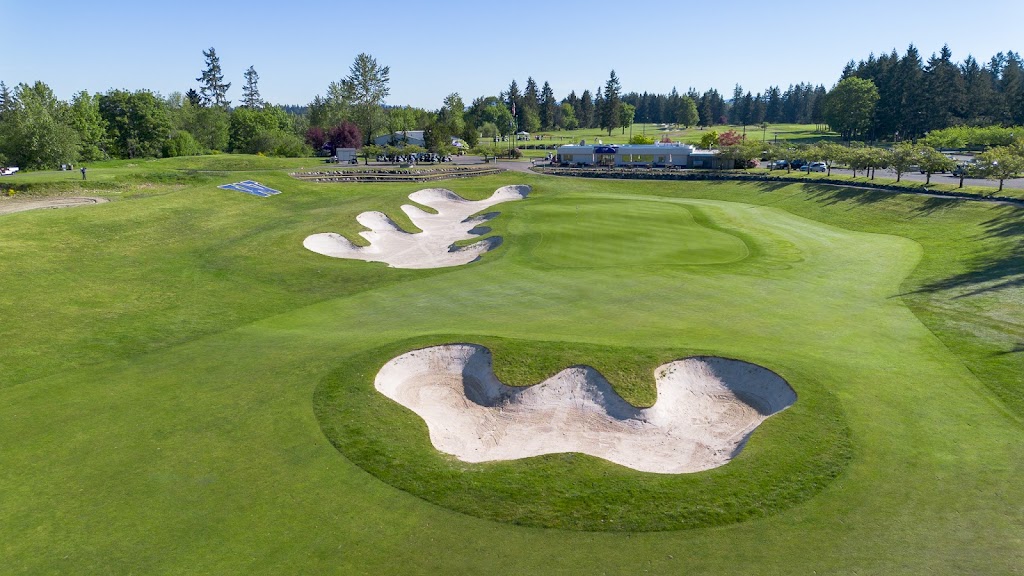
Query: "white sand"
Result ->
[[303, 185, 529, 269], [375, 344, 797, 474], [0, 196, 108, 215]]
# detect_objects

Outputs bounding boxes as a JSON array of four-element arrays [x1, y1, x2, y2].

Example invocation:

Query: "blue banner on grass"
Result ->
[[218, 180, 282, 197]]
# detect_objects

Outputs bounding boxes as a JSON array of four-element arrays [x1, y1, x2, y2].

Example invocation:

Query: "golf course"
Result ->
[[1, 156, 1022, 574]]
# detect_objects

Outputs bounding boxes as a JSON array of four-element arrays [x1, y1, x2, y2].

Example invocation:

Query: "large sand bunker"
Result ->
[[0, 196, 108, 215], [303, 185, 529, 269], [376, 344, 797, 474]]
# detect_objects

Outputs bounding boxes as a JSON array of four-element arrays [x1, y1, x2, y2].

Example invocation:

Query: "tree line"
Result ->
[[832, 45, 1024, 140], [5, 43, 1024, 170], [0, 48, 312, 169]]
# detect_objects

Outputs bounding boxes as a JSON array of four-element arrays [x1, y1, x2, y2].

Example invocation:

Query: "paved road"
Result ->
[[451, 155, 538, 174], [762, 162, 1024, 190]]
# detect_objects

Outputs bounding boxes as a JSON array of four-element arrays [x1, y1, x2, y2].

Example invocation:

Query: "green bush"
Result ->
[[163, 130, 203, 157], [269, 132, 311, 158]]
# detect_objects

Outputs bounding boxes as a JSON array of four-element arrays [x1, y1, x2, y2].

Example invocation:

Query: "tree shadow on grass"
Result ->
[[748, 180, 893, 208], [911, 196, 967, 217], [749, 181, 793, 195], [915, 205, 1024, 297], [754, 180, 970, 217], [792, 182, 893, 209], [994, 343, 1024, 356]]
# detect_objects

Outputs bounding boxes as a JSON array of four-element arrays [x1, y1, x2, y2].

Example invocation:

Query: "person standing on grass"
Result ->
[[81, 166, 86, 180]]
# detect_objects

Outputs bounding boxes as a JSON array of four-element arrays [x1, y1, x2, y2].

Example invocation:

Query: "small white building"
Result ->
[[334, 148, 358, 163], [555, 142, 728, 168]]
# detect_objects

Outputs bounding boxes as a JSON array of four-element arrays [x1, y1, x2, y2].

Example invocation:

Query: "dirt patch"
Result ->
[[0, 196, 109, 216], [375, 344, 796, 474]]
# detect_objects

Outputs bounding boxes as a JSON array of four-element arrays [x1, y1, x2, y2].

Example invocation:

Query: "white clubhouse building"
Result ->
[[555, 142, 726, 169]]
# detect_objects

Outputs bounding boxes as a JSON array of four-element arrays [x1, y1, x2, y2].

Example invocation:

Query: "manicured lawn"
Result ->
[[513, 122, 839, 147], [0, 157, 1021, 573]]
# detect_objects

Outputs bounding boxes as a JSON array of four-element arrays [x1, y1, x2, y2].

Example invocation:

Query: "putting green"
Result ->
[[521, 198, 750, 268], [1, 169, 1022, 574]]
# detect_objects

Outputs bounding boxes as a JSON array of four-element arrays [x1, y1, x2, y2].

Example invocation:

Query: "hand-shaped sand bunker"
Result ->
[[303, 185, 529, 269]]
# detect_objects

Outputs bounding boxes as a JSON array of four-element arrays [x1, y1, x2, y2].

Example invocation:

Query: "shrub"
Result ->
[[163, 130, 203, 157], [248, 131, 312, 157], [270, 132, 312, 157]]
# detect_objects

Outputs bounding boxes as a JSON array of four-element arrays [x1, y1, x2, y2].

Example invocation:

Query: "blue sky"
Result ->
[[2, 0, 1022, 109]]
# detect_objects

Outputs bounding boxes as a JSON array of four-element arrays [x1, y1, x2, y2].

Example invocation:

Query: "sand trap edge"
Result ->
[[374, 343, 797, 474]]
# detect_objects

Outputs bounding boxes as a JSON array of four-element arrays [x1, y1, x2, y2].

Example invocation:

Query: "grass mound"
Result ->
[[315, 335, 852, 531]]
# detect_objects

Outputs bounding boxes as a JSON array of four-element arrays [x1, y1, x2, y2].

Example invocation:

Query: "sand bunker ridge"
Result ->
[[375, 344, 797, 474], [303, 185, 529, 269], [0, 196, 108, 215]]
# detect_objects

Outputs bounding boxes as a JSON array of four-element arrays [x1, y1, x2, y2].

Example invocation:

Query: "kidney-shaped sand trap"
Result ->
[[375, 344, 797, 474], [303, 185, 529, 269]]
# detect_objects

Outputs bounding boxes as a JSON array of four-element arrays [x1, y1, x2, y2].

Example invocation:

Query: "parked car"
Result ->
[[951, 163, 977, 177], [769, 159, 789, 170], [803, 161, 827, 172], [0, 166, 19, 176], [790, 159, 808, 170]]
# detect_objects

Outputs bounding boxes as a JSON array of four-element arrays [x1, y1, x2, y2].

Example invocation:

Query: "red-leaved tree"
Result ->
[[305, 126, 327, 151], [718, 130, 744, 146], [328, 122, 363, 150]]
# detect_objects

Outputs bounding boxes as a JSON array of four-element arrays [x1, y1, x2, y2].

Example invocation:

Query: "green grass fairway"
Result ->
[[1, 159, 1022, 574]]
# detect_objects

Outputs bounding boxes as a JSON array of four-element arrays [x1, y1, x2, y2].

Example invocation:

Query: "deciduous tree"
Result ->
[[559, 103, 578, 130], [699, 130, 719, 150], [718, 130, 744, 146], [327, 121, 362, 150], [305, 126, 328, 153], [619, 103, 635, 135], [886, 142, 917, 182], [69, 90, 107, 161], [811, 141, 845, 176], [976, 145, 1024, 192], [916, 145, 955, 184], [340, 53, 390, 144], [99, 89, 171, 158], [437, 93, 465, 141], [0, 81, 79, 168], [823, 77, 879, 140]]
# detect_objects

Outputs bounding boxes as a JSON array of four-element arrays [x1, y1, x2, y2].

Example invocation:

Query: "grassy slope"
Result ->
[[0, 158, 1021, 574]]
